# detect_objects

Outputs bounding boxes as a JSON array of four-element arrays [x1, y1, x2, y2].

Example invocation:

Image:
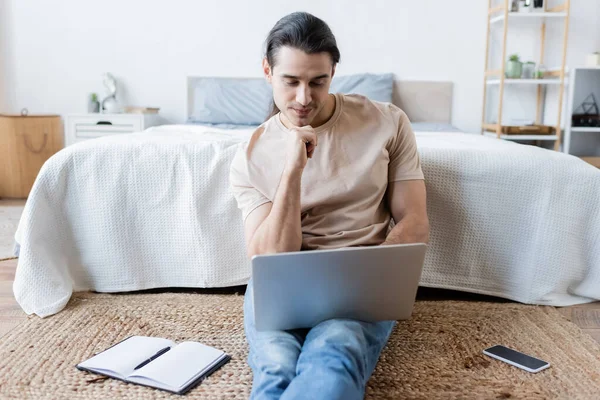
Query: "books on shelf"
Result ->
[[123, 106, 160, 114]]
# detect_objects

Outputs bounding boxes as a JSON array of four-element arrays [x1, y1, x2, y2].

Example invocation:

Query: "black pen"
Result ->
[[133, 347, 171, 370]]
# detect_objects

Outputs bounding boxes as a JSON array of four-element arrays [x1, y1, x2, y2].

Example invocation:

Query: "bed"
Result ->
[[12, 76, 600, 318]]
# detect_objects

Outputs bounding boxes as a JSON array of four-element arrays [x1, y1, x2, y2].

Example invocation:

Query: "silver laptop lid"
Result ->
[[251, 243, 427, 331]]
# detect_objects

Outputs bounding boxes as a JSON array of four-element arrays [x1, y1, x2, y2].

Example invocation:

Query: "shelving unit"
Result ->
[[481, 0, 571, 150], [489, 11, 567, 24], [483, 132, 558, 141], [563, 67, 600, 159], [486, 78, 565, 85], [570, 127, 600, 133]]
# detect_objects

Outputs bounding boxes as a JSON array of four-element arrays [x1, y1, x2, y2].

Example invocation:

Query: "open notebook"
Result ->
[[76, 335, 230, 395]]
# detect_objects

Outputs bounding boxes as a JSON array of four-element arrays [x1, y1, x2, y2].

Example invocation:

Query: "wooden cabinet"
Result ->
[[0, 115, 63, 198]]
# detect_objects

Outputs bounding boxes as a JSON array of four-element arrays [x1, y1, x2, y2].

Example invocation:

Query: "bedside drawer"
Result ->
[[65, 114, 147, 146], [65, 113, 162, 147], [74, 122, 138, 138], [69, 115, 142, 139]]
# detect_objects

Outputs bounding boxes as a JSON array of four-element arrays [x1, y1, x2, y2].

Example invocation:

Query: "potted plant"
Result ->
[[535, 64, 547, 79], [506, 54, 523, 79], [510, 0, 519, 12], [88, 93, 100, 113], [522, 61, 536, 79]]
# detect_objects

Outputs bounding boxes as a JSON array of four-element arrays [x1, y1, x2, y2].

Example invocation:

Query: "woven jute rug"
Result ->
[[1, 290, 599, 400]]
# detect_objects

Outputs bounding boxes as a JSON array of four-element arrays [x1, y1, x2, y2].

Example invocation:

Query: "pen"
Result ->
[[133, 346, 171, 370]]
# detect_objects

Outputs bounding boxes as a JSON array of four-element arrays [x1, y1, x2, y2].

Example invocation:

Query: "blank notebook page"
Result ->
[[79, 336, 175, 378], [128, 341, 225, 389]]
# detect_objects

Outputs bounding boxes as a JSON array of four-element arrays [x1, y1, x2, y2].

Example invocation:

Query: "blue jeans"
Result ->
[[244, 280, 395, 400]]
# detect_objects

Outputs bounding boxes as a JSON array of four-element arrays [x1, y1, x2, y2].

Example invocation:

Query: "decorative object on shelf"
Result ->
[[101, 73, 120, 113], [533, 0, 544, 9], [519, 0, 531, 12], [88, 93, 100, 113], [571, 94, 600, 128], [511, 0, 519, 12], [505, 54, 523, 79], [586, 52, 600, 67], [535, 64, 547, 79], [102, 97, 119, 113], [522, 61, 536, 79]]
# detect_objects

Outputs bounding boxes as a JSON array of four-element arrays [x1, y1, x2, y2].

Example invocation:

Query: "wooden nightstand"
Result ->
[[0, 114, 63, 198], [64, 113, 162, 146]]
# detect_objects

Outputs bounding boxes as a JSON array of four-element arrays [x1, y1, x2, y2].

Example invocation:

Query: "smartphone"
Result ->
[[483, 345, 550, 373]]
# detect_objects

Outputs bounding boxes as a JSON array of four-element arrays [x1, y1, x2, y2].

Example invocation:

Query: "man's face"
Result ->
[[264, 46, 335, 127]]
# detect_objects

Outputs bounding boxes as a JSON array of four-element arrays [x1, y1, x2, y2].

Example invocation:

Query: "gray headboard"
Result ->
[[186, 77, 453, 124], [392, 80, 453, 124]]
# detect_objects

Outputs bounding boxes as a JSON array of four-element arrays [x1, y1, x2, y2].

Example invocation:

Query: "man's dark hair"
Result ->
[[264, 12, 340, 120]]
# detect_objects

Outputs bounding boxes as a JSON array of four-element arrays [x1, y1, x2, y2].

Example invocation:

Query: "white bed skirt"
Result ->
[[13, 125, 600, 317]]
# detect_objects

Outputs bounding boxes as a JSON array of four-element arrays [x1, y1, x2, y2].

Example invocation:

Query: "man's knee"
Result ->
[[310, 319, 368, 350], [300, 319, 369, 382], [249, 335, 302, 376]]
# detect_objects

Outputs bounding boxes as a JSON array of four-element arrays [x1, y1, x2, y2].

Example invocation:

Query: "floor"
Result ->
[[0, 256, 599, 344], [0, 200, 599, 344], [0, 258, 26, 336]]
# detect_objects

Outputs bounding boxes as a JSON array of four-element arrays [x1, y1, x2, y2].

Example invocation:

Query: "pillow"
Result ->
[[187, 73, 394, 125], [329, 73, 394, 103], [188, 78, 272, 125]]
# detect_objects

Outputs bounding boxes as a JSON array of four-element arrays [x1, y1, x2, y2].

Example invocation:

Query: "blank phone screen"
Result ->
[[485, 345, 548, 370]]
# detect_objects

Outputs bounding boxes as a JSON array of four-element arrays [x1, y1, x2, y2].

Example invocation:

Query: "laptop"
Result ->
[[251, 243, 428, 331]]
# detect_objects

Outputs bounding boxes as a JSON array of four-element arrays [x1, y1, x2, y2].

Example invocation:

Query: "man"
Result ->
[[229, 11, 429, 400]]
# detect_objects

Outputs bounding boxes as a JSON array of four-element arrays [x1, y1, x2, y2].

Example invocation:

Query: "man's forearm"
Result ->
[[382, 214, 430, 245], [249, 168, 303, 255]]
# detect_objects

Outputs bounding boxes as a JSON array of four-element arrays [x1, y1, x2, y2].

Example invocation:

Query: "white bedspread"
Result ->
[[13, 125, 600, 317]]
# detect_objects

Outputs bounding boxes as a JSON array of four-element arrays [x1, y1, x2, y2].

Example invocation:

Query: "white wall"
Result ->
[[0, 0, 598, 133], [0, 0, 12, 112]]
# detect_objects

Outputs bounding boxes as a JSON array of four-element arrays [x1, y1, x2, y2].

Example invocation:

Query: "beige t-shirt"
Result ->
[[229, 93, 424, 250]]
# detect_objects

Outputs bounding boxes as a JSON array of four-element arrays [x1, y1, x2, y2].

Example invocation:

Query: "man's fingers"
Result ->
[[304, 139, 315, 158], [291, 127, 317, 160], [301, 132, 317, 148], [293, 127, 317, 146]]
